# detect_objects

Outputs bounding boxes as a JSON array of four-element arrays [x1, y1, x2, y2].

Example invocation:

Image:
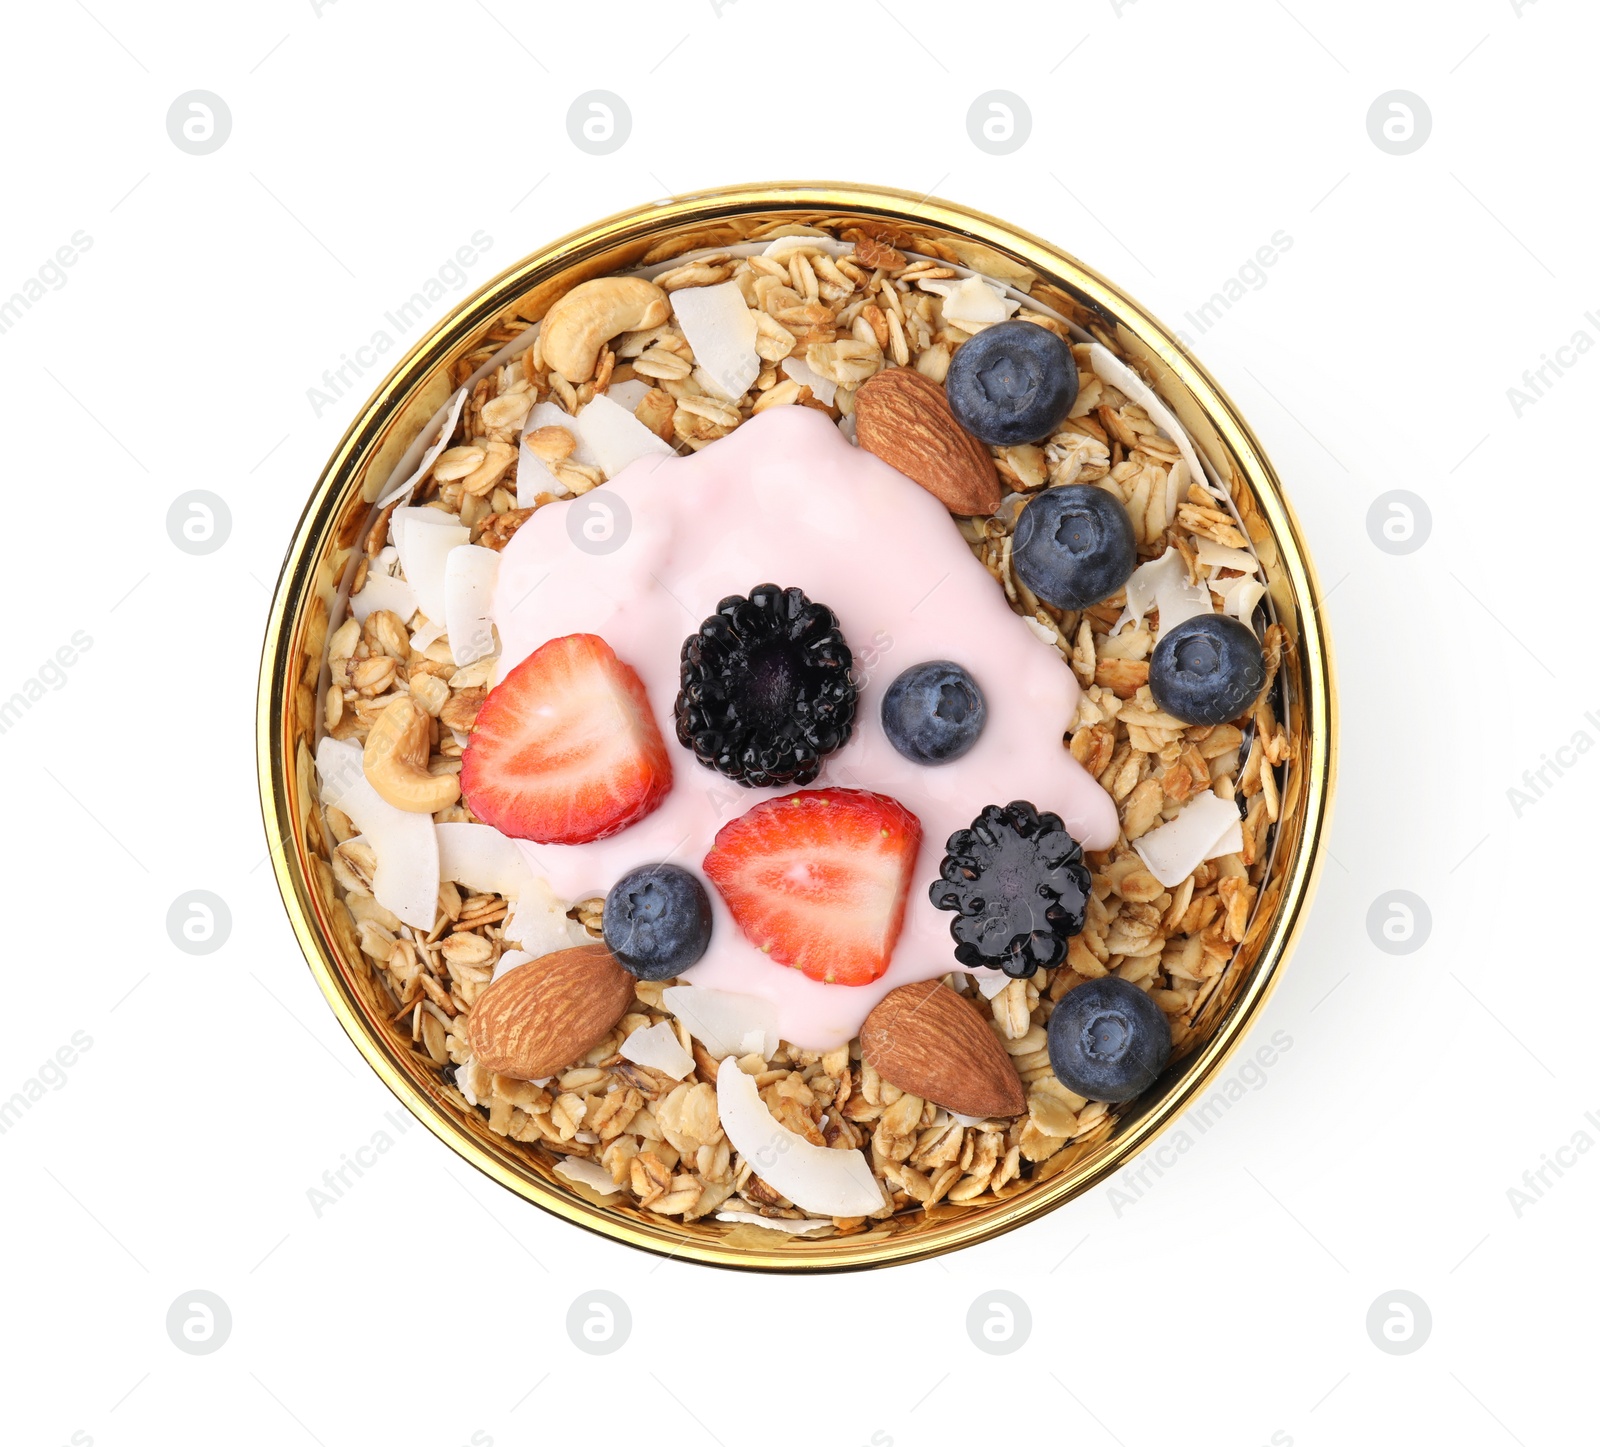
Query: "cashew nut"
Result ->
[[540, 277, 671, 384], [362, 695, 460, 814]]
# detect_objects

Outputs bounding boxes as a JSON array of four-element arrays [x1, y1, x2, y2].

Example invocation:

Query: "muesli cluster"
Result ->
[[314, 226, 1292, 1236]]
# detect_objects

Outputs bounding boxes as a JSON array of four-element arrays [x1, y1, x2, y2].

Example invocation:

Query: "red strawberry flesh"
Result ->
[[702, 788, 922, 985], [461, 633, 671, 845]]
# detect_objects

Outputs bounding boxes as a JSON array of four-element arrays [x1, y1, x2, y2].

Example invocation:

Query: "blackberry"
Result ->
[[675, 584, 857, 789], [929, 801, 1091, 978]]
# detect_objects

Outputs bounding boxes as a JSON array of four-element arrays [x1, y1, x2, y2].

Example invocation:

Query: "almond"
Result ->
[[466, 943, 633, 1081], [860, 979, 1025, 1119], [854, 367, 1001, 516]]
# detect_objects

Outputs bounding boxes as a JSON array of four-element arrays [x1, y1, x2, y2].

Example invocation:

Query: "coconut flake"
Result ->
[[377, 386, 470, 507], [740, 1028, 775, 1060], [1023, 616, 1060, 648], [436, 823, 587, 955], [620, 1021, 695, 1080], [518, 397, 670, 500], [761, 233, 848, 260], [1133, 791, 1243, 888], [491, 950, 534, 984], [455, 1059, 484, 1105], [605, 378, 653, 414], [1155, 572, 1213, 641], [409, 615, 445, 652], [523, 399, 598, 463], [519, 400, 585, 504], [349, 571, 417, 624], [1089, 345, 1215, 504], [555, 1157, 622, 1196], [1207, 819, 1245, 860], [436, 822, 534, 898], [1115, 547, 1212, 640], [976, 973, 1011, 1000], [391, 507, 469, 626], [716, 1057, 883, 1217], [568, 392, 674, 477], [1116, 550, 1176, 632], [505, 884, 589, 956], [781, 354, 837, 407], [316, 738, 438, 928], [663, 986, 779, 1060], [671, 282, 760, 401], [715, 1211, 833, 1235], [1195, 539, 1259, 574], [923, 275, 1021, 327], [1220, 576, 1267, 624], [443, 544, 500, 665]]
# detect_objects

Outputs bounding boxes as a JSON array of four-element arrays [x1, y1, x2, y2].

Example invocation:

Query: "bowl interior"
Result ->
[[257, 183, 1334, 1270]]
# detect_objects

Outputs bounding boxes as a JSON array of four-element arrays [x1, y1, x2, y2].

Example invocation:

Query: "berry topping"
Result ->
[[929, 801, 1091, 978], [881, 660, 987, 766], [602, 863, 713, 980], [460, 633, 671, 845], [1148, 613, 1265, 726], [675, 584, 857, 789], [1011, 484, 1138, 611], [703, 788, 922, 986], [1046, 976, 1172, 1102], [945, 319, 1080, 446]]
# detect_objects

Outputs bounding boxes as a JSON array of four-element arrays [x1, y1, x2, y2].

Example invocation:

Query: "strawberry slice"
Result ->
[[461, 633, 671, 845], [703, 788, 922, 986]]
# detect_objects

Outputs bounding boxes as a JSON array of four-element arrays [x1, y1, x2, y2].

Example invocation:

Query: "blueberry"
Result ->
[[946, 320, 1079, 446], [602, 864, 712, 980], [1011, 485, 1137, 610], [1148, 613, 1265, 726], [881, 661, 987, 765], [1047, 976, 1171, 1102]]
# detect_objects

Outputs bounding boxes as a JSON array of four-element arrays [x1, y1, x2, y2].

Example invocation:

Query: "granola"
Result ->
[[312, 227, 1292, 1240]]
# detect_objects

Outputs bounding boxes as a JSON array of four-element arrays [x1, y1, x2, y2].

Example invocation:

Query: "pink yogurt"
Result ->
[[490, 406, 1119, 1050]]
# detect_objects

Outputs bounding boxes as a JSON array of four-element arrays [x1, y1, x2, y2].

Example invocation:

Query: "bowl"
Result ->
[[257, 182, 1335, 1271]]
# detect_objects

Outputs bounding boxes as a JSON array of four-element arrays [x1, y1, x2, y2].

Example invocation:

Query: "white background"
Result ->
[[2, 1, 1591, 1443]]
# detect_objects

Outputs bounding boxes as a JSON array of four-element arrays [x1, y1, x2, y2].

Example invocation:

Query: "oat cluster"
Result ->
[[314, 229, 1292, 1235]]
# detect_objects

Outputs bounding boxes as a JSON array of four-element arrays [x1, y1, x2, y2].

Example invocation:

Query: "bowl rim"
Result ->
[[257, 180, 1337, 1271]]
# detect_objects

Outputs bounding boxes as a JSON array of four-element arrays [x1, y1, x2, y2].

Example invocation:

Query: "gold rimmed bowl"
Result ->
[[257, 183, 1335, 1271]]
